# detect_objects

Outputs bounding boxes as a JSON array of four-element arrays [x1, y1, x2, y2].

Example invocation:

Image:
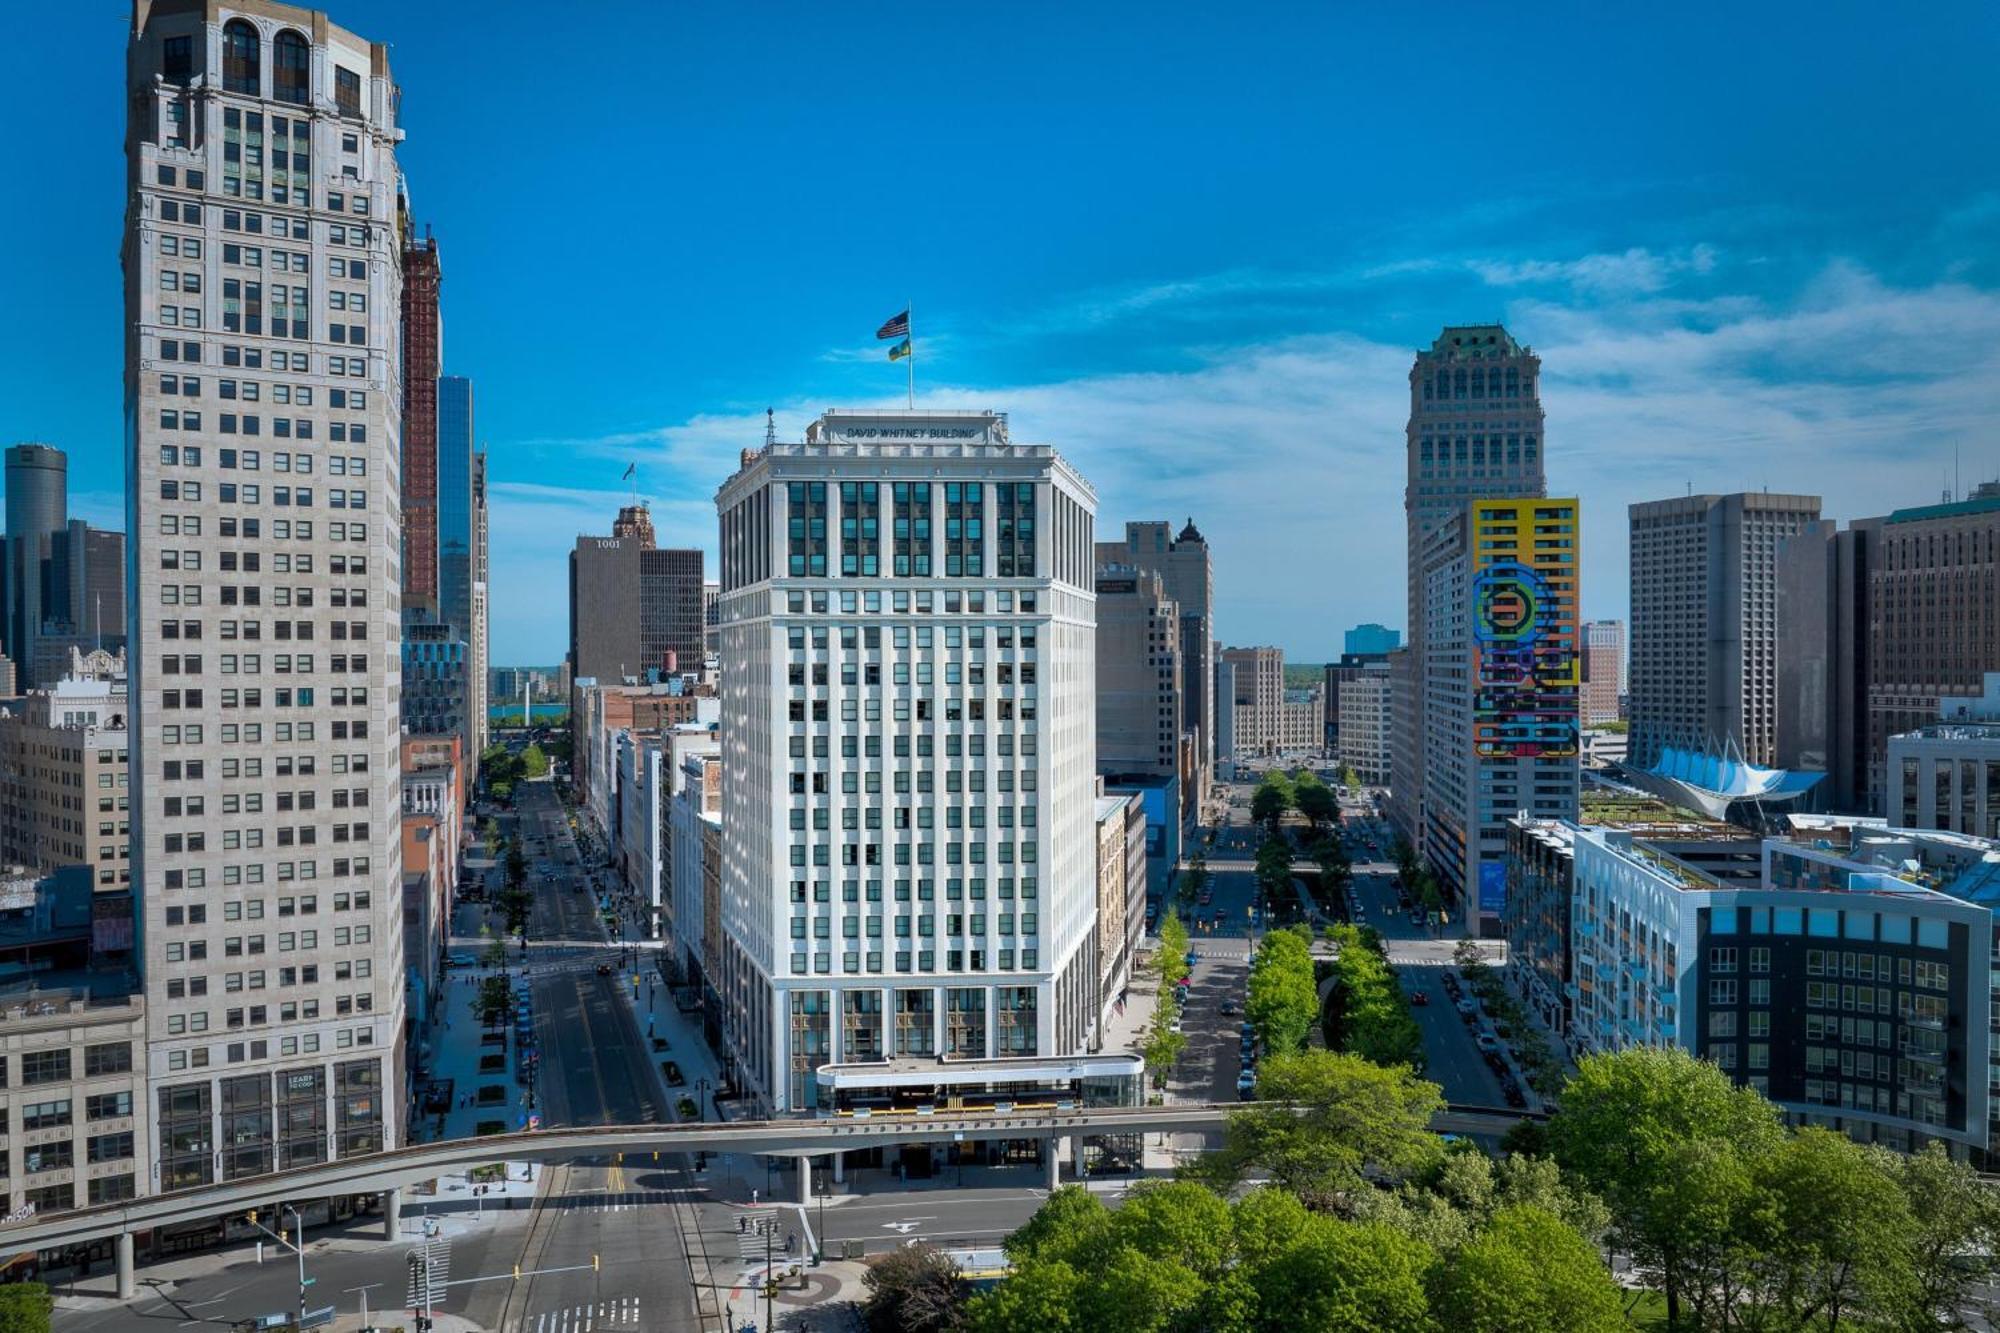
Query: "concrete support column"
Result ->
[[797, 1155, 812, 1206], [1071, 1135, 1086, 1182], [115, 1232, 135, 1301], [831, 1152, 844, 1185], [1044, 1139, 1061, 1190], [383, 1186, 402, 1240]]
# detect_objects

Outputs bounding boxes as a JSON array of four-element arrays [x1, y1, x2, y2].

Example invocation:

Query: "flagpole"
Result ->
[[906, 297, 915, 409]]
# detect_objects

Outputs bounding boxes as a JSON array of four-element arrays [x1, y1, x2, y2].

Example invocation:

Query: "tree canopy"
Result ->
[[1325, 923, 1423, 1069], [1244, 926, 1317, 1057]]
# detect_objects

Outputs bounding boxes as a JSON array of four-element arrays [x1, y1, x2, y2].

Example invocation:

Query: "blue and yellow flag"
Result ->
[[888, 338, 911, 362]]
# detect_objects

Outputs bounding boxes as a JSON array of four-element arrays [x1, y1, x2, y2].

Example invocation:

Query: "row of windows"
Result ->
[[790, 949, 1040, 976], [790, 914, 1039, 938]]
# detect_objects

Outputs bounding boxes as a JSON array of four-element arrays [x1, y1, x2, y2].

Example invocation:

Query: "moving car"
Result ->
[[1409, 990, 1429, 1006], [445, 952, 478, 969]]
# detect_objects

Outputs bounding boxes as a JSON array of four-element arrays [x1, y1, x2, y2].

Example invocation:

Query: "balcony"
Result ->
[[1901, 1044, 1947, 1066], [1905, 1013, 1945, 1032]]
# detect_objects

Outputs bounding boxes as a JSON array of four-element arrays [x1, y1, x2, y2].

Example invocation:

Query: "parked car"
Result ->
[[1455, 998, 1479, 1019], [445, 952, 478, 969], [651, 1036, 670, 1052], [661, 1061, 685, 1086], [1500, 1080, 1527, 1108], [1474, 1032, 1500, 1054], [1236, 1070, 1258, 1098]]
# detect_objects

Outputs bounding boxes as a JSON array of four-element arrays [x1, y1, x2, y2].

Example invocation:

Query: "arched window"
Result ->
[[273, 30, 309, 105], [223, 19, 260, 95]]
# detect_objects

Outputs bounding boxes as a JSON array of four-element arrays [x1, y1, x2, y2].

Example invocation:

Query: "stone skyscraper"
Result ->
[[713, 410, 1102, 1113], [1628, 492, 1821, 768], [1393, 326, 1546, 846], [1580, 619, 1626, 726], [127, 0, 405, 1186], [568, 504, 704, 685], [1098, 519, 1214, 810]]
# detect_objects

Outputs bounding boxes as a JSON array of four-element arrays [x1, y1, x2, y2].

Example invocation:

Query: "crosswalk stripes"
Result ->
[[405, 1238, 450, 1309], [530, 1297, 643, 1332], [563, 1189, 670, 1213], [734, 1215, 778, 1267]]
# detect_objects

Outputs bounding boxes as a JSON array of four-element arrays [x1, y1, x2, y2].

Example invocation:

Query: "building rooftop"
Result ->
[[1885, 484, 2000, 525]]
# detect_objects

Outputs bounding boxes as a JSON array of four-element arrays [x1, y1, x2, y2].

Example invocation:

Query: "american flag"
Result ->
[[875, 309, 910, 340]]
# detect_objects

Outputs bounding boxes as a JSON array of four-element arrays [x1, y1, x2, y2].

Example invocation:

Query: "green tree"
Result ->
[[1212, 1048, 1443, 1209], [1548, 1047, 1783, 1330], [1112, 1181, 1236, 1282], [522, 741, 550, 779], [1245, 927, 1317, 1055], [861, 1243, 969, 1333], [1427, 1205, 1625, 1333], [1177, 853, 1210, 918], [1893, 1141, 2000, 1329], [1293, 772, 1339, 829], [475, 974, 513, 1026], [1003, 1184, 1109, 1266], [0, 1284, 51, 1333], [1325, 923, 1423, 1068], [1340, 764, 1361, 796], [1253, 836, 1295, 920], [965, 1260, 1082, 1333], [1158, 914, 1190, 986], [1074, 1246, 1207, 1333], [1255, 1215, 1435, 1333], [1737, 1128, 1916, 1332], [1251, 772, 1295, 830]]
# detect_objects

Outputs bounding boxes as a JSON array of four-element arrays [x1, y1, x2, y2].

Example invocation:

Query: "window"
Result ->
[[20, 1050, 70, 1086], [223, 19, 260, 95], [273, 30, 309, 104], [335, 67, 362, 115], [163, 34, 193, 85]]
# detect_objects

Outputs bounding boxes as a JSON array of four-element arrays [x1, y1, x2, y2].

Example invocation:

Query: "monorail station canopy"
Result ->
[[1625, 744, 1823, 823]]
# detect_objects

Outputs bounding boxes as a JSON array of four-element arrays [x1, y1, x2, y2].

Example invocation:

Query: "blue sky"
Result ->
[[4, 1, 1997, 664]]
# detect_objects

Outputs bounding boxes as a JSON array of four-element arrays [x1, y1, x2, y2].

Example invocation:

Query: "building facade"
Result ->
[[1093, 566, 1181, 779], [1886, 674, 2000, 836], [1571, 820, 1993, 1156], [1336, 662, 1393, 785], [2, 447, 127, 692], [399, 232, 440, 609], [1099, 520, 1213, 811], [1422, 498, 1580, 933], [1344, 623, 1400, 657], [0, 649, 131, 891], [713, 409, 1100, 1114], [568, 505, 706, 685], [1628, 492, 1822, 769], [1092, 790, 1146, 1047], [126, 2, 407, 1186], [1580, 619, 1625, 726], [1399, 325, 1547, 850]]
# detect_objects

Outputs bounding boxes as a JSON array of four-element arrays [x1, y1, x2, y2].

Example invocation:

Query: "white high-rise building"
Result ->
[[713, 410, 1104, 1114], [126, 2, 406, 1188]]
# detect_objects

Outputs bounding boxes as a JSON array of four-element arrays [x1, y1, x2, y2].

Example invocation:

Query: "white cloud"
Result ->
[[484, 258, 2000, 665], [1469, 245, 1720, 296]]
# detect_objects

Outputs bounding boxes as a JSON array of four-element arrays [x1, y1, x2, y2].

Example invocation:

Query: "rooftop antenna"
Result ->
[[1955, 441, 1961, 503], [765, 408, 777, 448]]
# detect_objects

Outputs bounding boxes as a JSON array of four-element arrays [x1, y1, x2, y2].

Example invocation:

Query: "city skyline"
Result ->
[[5, 2, 1998, 668]]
